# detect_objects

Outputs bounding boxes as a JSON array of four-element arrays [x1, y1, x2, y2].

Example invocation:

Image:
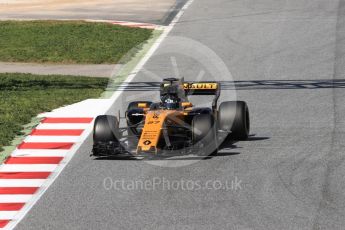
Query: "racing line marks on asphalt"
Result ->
[[0, 117, 93, 229]]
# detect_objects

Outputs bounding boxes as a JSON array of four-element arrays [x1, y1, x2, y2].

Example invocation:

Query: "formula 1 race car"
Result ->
[[92, 78, 250, 157]]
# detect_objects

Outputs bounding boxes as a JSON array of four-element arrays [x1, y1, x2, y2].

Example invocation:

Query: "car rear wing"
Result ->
[[183, 82, 219, 94], [160, 79, 221, 110], [183, 82, 221, 110]]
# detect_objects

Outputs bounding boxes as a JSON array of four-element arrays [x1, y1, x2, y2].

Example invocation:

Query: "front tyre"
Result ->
[[218, 101, 250, 140], [92, 115, 121, 156], [192, 114, 218, 156]]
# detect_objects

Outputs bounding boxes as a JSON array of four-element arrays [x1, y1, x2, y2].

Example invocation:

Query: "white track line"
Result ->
[[11, 150, 69, 157], [35, 123, 90, 130], [0, 165, 58, 173], [0, 179, 45, 187], [0, 212, 18, 220], [5, 1, 195, 229], [0, 195, 33, 203], [24, 136, 81, 143]]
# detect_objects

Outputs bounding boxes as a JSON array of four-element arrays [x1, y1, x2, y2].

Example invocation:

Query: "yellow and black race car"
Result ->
[[92, 78, 250, 157]]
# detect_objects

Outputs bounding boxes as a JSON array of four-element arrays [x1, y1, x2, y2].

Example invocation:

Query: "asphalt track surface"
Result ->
[[15, 0, 345, 229]]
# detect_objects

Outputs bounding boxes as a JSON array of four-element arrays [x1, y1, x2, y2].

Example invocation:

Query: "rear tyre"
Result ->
[[93, 115, 121, 156], [192, 114, 218, 156], [218, 101, 250, 140]]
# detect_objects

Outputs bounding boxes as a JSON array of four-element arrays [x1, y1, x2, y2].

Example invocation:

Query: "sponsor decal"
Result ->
[[148, 121, 160, 124], [143, 140, 152, 145], [163, 82, 218, 90], [183, 83, 218, 90], [131, 113, 144, 116]]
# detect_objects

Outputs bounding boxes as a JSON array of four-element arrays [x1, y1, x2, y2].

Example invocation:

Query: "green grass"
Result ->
[[0, 20, 152, 64], [0, 73, 108, 154]]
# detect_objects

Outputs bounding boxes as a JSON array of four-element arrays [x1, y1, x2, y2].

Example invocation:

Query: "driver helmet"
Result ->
[[162, 94, 180, 110]]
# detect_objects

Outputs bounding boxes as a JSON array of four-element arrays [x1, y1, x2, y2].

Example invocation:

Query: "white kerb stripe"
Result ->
[[0, 164, 58, 172], [11, 149, 69, 157], [0, 179, 45, 187], [36, 123, 91, 130], [24, 136, 81, 143], [0, 195, 33, 203], [0, 211, 19, 219]]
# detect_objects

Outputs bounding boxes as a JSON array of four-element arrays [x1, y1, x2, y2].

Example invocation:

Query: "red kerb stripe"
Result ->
[[18, 142, 74, 150], [31, 129, 84, 136], [0, 203, 25, 211], [0, 187, 38, 194], [5, 157, 63, 164], [41, 118, 93, 123], [0, 172, 51, 179], [0, 220, 10, 228]]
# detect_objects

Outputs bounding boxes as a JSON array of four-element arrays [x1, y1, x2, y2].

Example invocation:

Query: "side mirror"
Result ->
[[181, 102, 193, 108], [138, 103, 148, 109]]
